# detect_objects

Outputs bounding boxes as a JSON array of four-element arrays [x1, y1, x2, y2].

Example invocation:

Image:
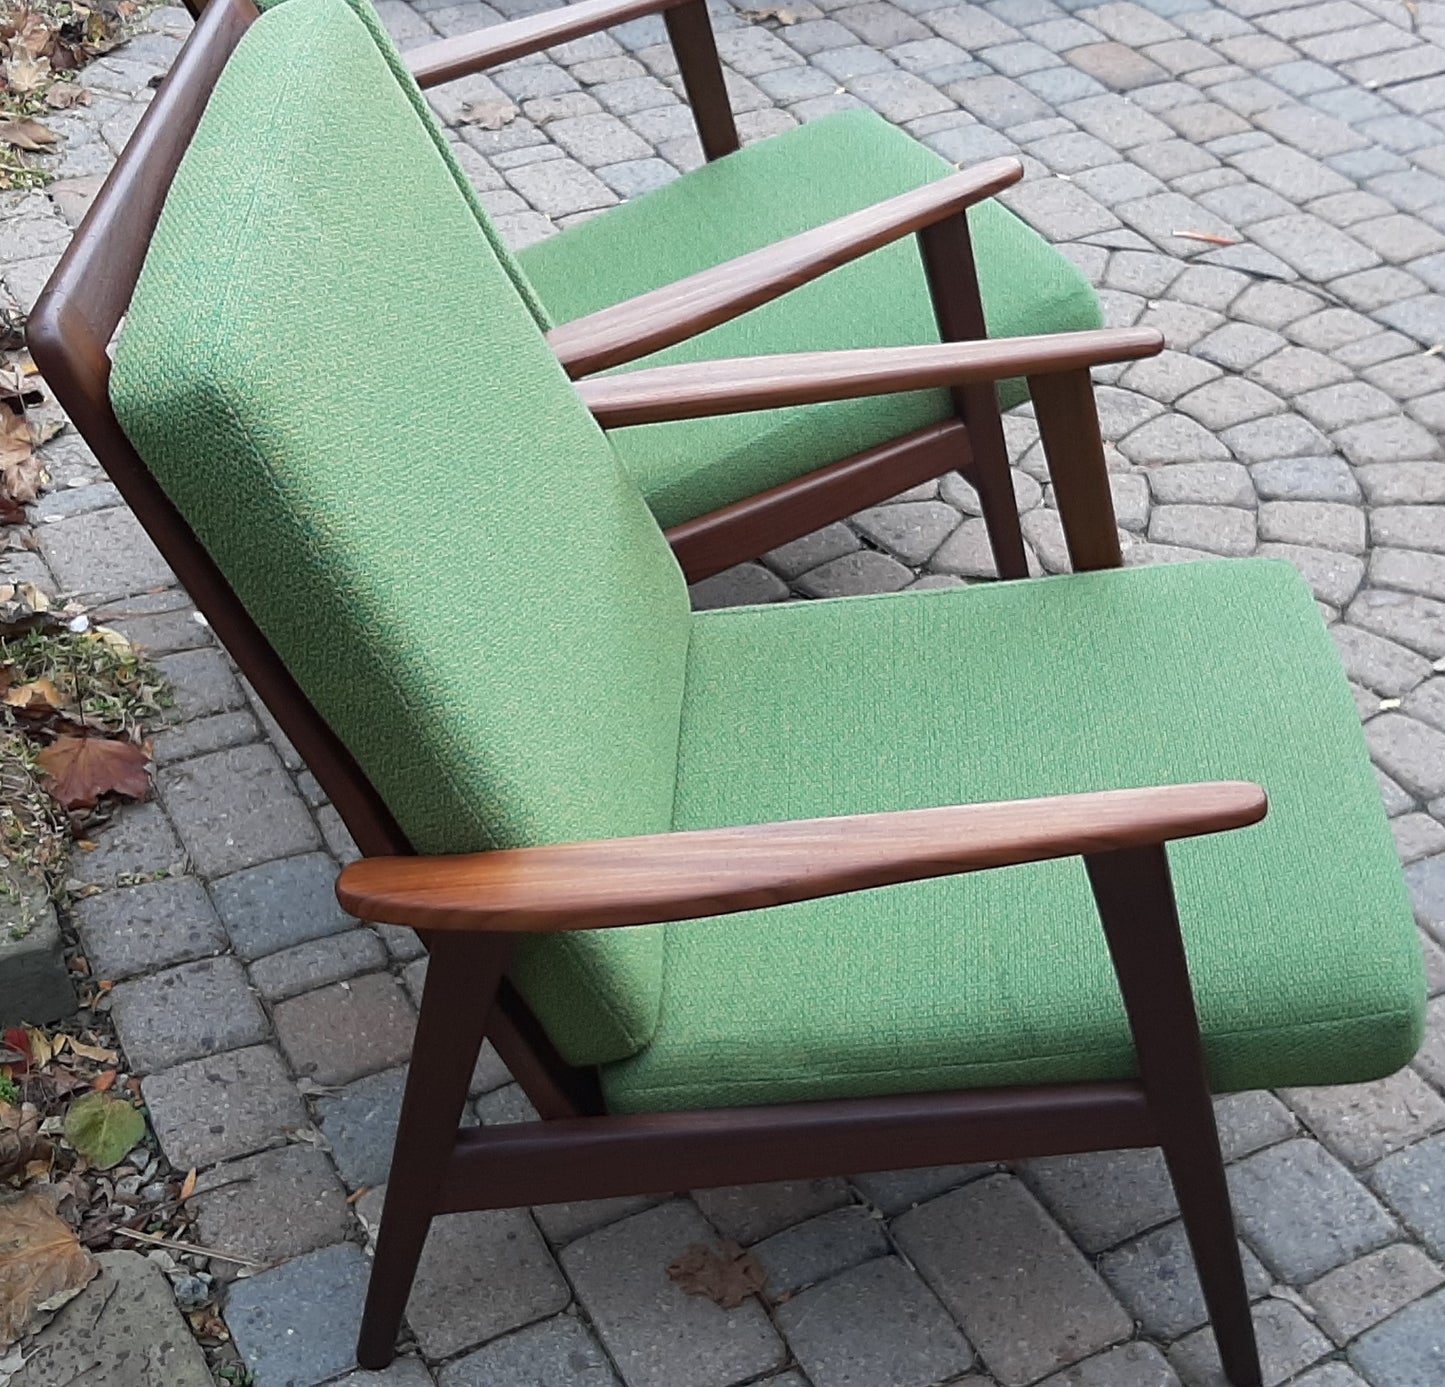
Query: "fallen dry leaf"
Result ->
[[667, 1240, 767, 1309], [4, 678, 64, 712], [0, 1187, 96, 1348], [43, 83, 89, 110], [3, 51, 50, 94], [1171, 229, 1239, 246], [458, 99, 518, 129], [0, 119, 56, 152], [179, 1168, 197, 1202], [0, 1101, 50, 1184], [37, 735, 150, 810], [0, 413, 44, 505], [62, 1039, 115, 1065]]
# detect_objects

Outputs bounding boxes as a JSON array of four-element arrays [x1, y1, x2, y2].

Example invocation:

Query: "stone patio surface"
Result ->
[[6, 0, 1445, 1381]]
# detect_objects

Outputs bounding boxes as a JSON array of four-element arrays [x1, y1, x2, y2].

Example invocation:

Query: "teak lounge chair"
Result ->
[[190, 0, 1103, 583], [32, 0, 1425, 1382]]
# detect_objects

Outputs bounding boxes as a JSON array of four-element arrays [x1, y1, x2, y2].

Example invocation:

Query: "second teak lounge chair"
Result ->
[[32, 0, 1425, 1383]]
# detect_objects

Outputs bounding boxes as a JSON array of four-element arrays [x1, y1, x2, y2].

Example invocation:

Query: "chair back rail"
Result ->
[[27, 0, 598, 1121]]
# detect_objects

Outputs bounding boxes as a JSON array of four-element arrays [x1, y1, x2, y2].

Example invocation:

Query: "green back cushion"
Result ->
[[519, 111, 1103, 526], [111, 0, 688, 1061]]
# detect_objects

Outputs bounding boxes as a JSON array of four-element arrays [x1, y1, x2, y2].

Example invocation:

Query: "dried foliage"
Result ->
[[667, 1239, 768, 1308]]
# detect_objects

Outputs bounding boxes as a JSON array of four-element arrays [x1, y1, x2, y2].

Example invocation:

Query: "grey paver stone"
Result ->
[[1024, 1147, 1177, 1254], [1146, 460, 1254, 507], [193, 1144, 351, 1277], [1119, 414, 1232, 466], [775, 1256, 974, 1387], [1249, 214, 1379, 279], [1395, 814, 1445, 866], [1337, 416, 1440, 468], [1257, 501, 1366, 554], [74, 876, 224, 981], [764, 522, 860, 580], [794, 549, 913, 597], [1249, 346, 1352, 396], [12, 1250, 212, 1387], [1250, 456, 1360, 503], [693, 1178, 851, 1244], [158, 744, 320, 878], [407, 1207, 570, 1359], [250, 929, 389, 1002], [225, 1241, 370, 1387], [1038, 1342, 1181, 1385], [38, 506, 174, 599], [690, 562, 789, 609], [332, 1359, 436, 1387], [893, 1174, 1130, 1386], [1256, 543, 1365, 607], [274, 972, 415, 1085], [752, 1205, 889, 1297], [1220, 413, 1333, 463], [111, 954, 267, 1074], [533, 1194, 662, 1247], [316, 1065, 407, 1189], [211, 851, 352, 960], [1348, 1286, 1445, 1386], [143, 1043, 307, 1167], [69, 800, 182, 886], [155, 647, 246, 720], [152, 710, 261, 767], [562, 1201, 786, 1387], [1371, 1134, 1445, 1261], [1100, 1217, 1269, 1339], [1331, 624, 1433, 698], [851, 1164, 992, 1214], [1214, 1090, 1298, 1160], [1348, 589, 1445, 659], [1306, 1243, 1445, 1343], [1227, 1139, 1398, 1282], [438, 1314, 619, 1387], [1148, 503, 1256, 556], [851, 501, 961, 564], [1372, 506, 1445, 555], [1120, 350, 1223, 403], [998, 175, 1119, 238], [1169, 1298, 1330, 1387], [1367, 714, 1445, 800], [1283, 1073, 1445, 1168]]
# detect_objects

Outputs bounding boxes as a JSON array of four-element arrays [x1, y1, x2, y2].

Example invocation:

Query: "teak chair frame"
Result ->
[[30, 1, 1266, 1382]]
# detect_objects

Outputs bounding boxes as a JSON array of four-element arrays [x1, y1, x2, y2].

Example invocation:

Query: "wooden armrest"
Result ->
[[547, 160, 1025, 377], [407, 0, 687, 87], [337, 782, 1265, 933], [576, 327, 1163, 427]]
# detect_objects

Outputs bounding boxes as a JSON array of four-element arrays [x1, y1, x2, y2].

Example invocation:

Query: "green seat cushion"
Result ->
[[518, 110, 1101, 527], [110, 0, 690, 1064], [600, 559, 1424, 1112]]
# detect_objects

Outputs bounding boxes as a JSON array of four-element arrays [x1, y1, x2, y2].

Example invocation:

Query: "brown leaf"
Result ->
[[43, 83, 89, 109], [458, 99, 518, 130], [3, 51, 50, 94], [0, 413, 44, 505], [36, 735, 150, 810], [0, 1187, 97, 1348], [4, 677, 64, 712], [179, 1168, 197, 1202], [1171, 229, 1239, 246], [666, 1240, 767, 1309], [0, 119, 56, 152]]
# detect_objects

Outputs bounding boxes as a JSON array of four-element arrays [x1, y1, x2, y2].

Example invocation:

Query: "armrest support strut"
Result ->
[[336, 781, 1266, 933]]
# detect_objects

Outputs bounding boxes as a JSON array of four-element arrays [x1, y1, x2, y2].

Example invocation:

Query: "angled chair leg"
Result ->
[[917, 214, 1029, 581], [1085, 847, 1262, 1387], [355, 932, 511, 1370]]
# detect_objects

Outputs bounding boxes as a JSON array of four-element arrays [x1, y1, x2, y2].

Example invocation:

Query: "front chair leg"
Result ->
[[355, 932, 511, 1370], [1085, 847, 1263, 1387]]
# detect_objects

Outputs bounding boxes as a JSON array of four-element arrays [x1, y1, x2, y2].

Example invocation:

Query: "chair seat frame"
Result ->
[[30, 1, 1264, 1381]]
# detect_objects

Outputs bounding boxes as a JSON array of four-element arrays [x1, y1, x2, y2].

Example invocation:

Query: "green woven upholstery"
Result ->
[[110, 0, 1421, 1115], [518, 110, 1101, 527], [600, 559, 1424, 1112], [110, 0, 688, 1064]]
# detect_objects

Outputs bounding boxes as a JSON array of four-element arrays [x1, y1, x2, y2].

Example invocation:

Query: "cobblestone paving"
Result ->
[[7, 0, 1445, 1381]]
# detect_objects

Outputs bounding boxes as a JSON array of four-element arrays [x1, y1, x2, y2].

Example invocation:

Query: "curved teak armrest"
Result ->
[[336, 782, 1266, 933], [407, 0, 687, 86], [577, 327, 1163, 427], [547, 159, 1025, 377]]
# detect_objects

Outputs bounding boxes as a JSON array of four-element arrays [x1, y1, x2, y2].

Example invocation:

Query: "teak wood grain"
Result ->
[[336, 782, 1268, 933], [578, 327, 1164, 427], [405, 0, 691, 85], [546, 159, 1024, 377]]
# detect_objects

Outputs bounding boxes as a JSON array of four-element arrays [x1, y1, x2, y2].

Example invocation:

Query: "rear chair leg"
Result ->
[[355, 932, 510, 1370], [1085, 846, 1263, 1387]]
